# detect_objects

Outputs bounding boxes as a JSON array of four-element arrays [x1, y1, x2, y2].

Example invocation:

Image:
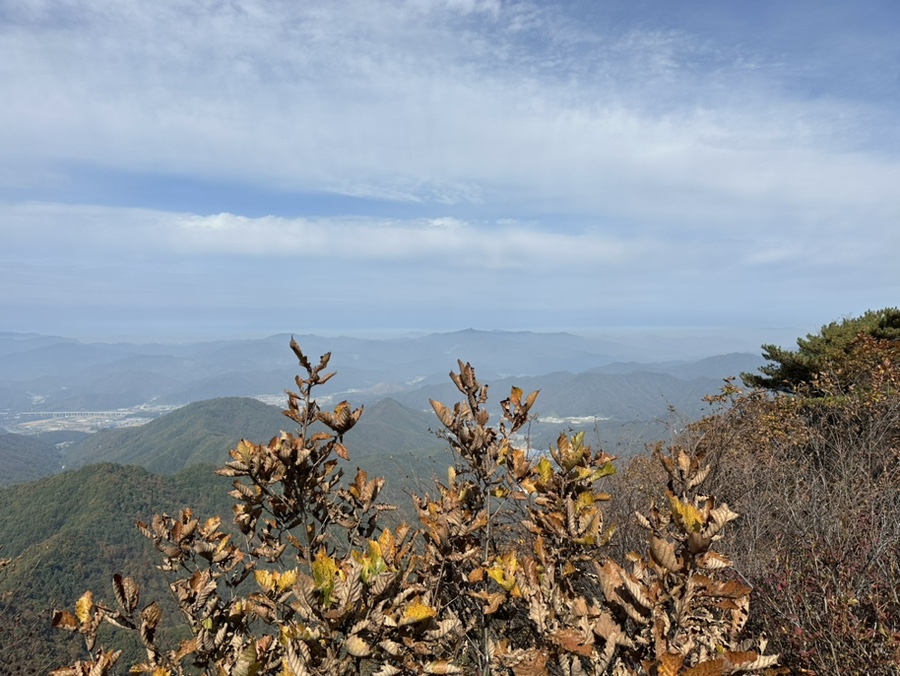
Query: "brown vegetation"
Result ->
[[611, 332, 900, 674], [37, 313, 900, 674], [47, 338, 780, 675]]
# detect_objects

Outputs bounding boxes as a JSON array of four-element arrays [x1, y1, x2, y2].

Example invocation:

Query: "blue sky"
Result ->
[[2, 0, 898, 348]]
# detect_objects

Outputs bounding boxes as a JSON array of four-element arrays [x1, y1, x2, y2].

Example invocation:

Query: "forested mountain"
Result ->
[[388, 369, 725, 451], [0, 463, 234, 670], [63, 397, 289, 473], [0, 339, 778, 675], [0, 433, 63, 486], [3, 315, 896, 674], [392, 370, 697, 418], [54, 376, 704, 484], [0, 447, 443, 671], [2, 350, 762, 485], [62, 396, 447, 476], [344, 397, 442, 455]]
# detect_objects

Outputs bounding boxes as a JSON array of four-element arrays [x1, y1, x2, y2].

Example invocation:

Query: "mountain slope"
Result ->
[[590, 352, 764, 381], [392, 370, 720, 422], [344, 398, 442, 455], [0, 433, 63, 486], [0, 463, 234, 670], [64, 397, 289, 473], [63, 395, 448, 475]]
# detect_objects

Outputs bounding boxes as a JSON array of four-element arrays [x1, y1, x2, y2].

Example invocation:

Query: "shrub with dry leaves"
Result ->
[[49, 341, 777, 675]]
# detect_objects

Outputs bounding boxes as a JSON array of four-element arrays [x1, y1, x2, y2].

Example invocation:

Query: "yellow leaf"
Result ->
[[378, 528, 396, 565], [559, 431, 586, 470], [400, 599, 437, 625], [591, 462, 616, 481], [575, 466, 593, 480], [657, 652, 684, 676], [75, 590, 93, 625], [487, 566, 515, 591], [278, 568, 298, 592], [668, 493, 704, 533], [536, 457, 553, 488], [575, 491, 594, 512], [358, 540, 387, 582], [234, 439, 255, 461], [215, 534, 231, 554], [487, 552, 520, 592], [254, 570, 275, 594], [312, 549, 338, 604], [368, 539, 383, 563]]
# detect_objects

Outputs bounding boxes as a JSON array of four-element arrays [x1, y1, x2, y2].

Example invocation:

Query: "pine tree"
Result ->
[[741, 307, 900, 394]]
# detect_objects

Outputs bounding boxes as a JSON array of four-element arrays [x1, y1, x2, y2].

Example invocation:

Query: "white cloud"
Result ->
[[2, 1, 899, 337], [3, 0, 896, 216], [3, 199, 894, 287], [3, 203, 647, 269]]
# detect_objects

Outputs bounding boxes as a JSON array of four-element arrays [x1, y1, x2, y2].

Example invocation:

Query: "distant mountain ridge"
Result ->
[[590, 352, 766, 381], [0, 331, 765, 486], [0, 330, 764, 415]]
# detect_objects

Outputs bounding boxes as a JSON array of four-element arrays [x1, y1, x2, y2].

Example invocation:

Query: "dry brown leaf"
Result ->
[[333, 442, 349, 460], [51, 610, 78, 632], [553, 628, 594, 657], [683, 657, 725, 676], [657, 652, 684, 676], [345, 635, 372, 657], [423, 660, 463, 674], [649, 535, 682, 573], [621, 573, 652, 610], [511, 648, 549, 676]]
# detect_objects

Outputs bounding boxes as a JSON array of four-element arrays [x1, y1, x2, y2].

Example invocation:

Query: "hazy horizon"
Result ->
[[2, 323, 809, 363]]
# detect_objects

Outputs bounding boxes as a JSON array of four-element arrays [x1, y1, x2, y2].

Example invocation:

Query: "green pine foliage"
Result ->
[[741, 307, 900, 393]]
